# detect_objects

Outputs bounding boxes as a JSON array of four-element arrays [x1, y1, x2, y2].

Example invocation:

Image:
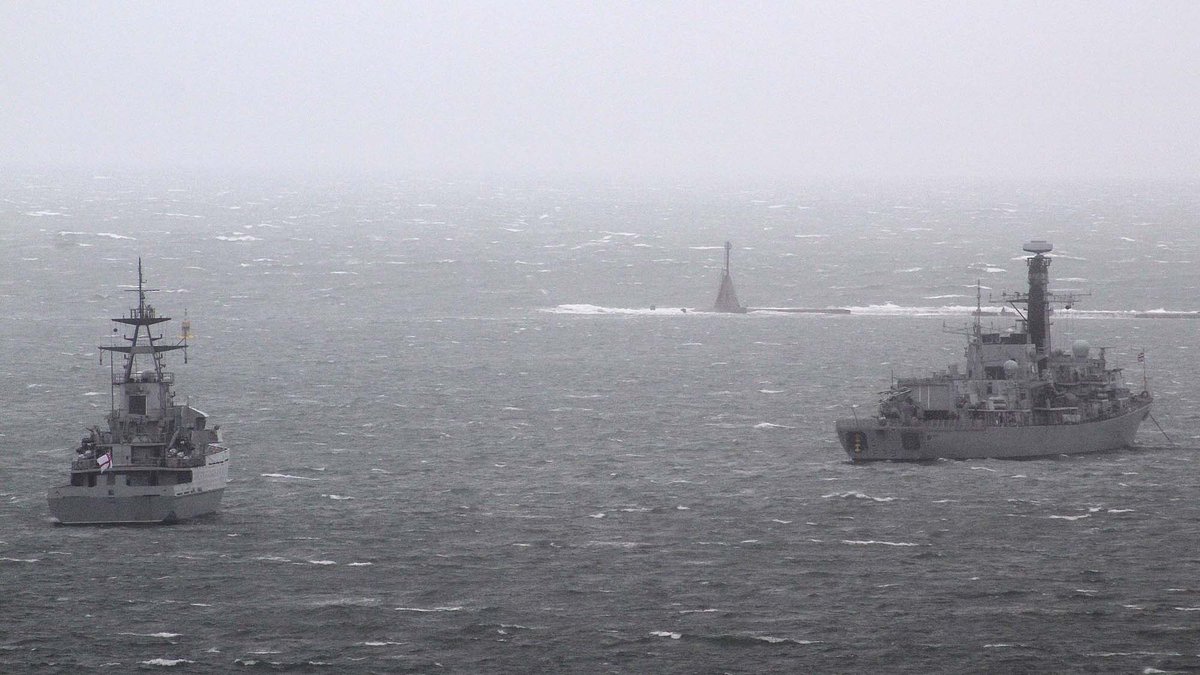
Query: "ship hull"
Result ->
[[48, 488, 224, 525], [48, 451, 228, 524], [835, 401, 1151, 462]]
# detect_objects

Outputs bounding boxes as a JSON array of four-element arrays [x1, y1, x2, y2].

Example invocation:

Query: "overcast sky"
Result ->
[[3, 1, 1198, 181]]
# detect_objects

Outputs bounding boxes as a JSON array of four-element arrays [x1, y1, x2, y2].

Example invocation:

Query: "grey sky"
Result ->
[[3, 1, 1198, 180]]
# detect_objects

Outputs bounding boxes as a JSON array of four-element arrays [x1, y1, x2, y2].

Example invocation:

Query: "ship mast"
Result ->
[[100, 259, 187, 398]]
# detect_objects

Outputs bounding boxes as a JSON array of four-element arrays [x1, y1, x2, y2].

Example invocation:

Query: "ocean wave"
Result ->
[[141, 659, 193, 667], [261, 473, 320, 481], [395, 606, 464, 612], [822, 491, 896, 502], [542, 304, 698, 315], [841, 540, 919, 546]]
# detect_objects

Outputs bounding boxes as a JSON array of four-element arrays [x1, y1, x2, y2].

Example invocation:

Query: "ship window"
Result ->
[[88, 474, 97, 487], [178, 470, 193, 484], [128, 395, 147, 415], [106, 474, 116, 486], [71, 474, 88, 486]]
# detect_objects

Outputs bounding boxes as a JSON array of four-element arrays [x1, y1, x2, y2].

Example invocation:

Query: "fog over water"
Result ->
[[3, 1, 1199, 181], [5, 3, 1200, 673]]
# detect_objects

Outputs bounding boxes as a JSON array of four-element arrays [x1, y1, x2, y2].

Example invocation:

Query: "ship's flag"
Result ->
[[97, 452, 112, 472], [1138, 351, 1145, 363]]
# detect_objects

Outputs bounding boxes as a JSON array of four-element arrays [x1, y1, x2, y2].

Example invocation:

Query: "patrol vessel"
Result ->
[[836, 241, 1152, 461], [48, 261, 229, 524]]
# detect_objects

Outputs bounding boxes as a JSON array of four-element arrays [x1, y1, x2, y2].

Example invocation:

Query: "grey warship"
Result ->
[[48, 261, 229, 524], [835, 241, 1152, 461]]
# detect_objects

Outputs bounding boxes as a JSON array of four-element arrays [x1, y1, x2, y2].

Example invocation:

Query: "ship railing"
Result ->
[[164, 455, 206, 468], [873, 413, 1036, 430], [113, 371, 175, 385], [119, 455, 206, 469]]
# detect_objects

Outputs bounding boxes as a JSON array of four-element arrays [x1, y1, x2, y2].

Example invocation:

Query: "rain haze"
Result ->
[[3, 0, 1199, 181], [7, 3, 1200, 674]]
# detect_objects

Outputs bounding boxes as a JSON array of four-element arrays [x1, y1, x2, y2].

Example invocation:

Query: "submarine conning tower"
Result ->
[[712, 240, 747, 313], [1023, 239, 1053, 364]]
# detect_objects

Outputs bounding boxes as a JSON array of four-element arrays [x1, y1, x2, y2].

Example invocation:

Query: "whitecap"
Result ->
[[395, 606, 463, 612], [1048, 514, 1090, 521], [822, 491, 896, 502], [650, 631, 682, 639], [541, 304, 696, 316], [307, 560, 337, 565], [841, 540, 919, 546], [120, 632, 182, 638], [0, 557, 39, 563], [141, 659, 193, 667], [758, 389, 784, 394], [261, 473, 320, 481], [754, 636, 819, 645]]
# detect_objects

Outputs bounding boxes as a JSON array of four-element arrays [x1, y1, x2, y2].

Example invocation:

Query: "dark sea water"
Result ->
[[2, 174, 1200, 673]]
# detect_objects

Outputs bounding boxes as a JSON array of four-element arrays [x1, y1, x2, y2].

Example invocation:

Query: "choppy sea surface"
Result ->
[[2, 173, 1200, 673]]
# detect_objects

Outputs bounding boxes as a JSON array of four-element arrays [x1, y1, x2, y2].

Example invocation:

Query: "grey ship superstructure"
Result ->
[[48, 261, 228, 524], [835, 241, 1152, 461]]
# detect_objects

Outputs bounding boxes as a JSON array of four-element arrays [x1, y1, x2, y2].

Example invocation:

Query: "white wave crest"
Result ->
[[822, 492, 896, 502], [542, 304, 698, 315]]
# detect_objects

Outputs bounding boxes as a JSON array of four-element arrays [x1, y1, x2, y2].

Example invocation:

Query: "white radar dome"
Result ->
[[1023, 240, 1053, 254], [1003, 359, 1020, 376], [1072, 340, 1090, 358]]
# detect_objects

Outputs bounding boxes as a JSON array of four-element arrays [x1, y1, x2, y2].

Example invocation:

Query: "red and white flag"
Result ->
[[97, 452, 112, 472]]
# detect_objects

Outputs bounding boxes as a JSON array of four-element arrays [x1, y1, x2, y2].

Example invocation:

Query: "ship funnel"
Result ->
[[712, 240, 747, 313]]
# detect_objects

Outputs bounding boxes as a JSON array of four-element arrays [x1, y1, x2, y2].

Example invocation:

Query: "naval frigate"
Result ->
[[835, 241, 1152, 461], [48, 261, 229, 524]]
